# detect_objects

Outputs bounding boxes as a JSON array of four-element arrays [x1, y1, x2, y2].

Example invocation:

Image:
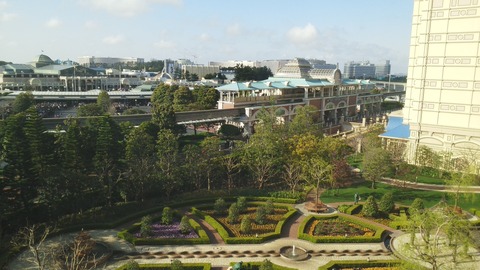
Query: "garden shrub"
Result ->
[[228, 203, 240, 224], [214, 198, 227, 215], [179, 216, 193, 234], [255, 206, 267, 225], [378, 192, 395, 214], [264, 199, 274, 215], [140, 215, 153, 237], [124, 260, 140, 270], [259, 259, 274, 270], [171, 259, 184, 270], [237, 197, 247, 213], [361, 196, 379, 217], [337, 204, 351, 213], [346, 204, 362, 215], [240, 216, 252, 234], [162, 207, 173, 225], [408, 198, 425, 215]]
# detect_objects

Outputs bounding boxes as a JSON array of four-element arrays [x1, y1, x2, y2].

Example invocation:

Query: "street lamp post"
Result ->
[[388, 74, 392, 92]]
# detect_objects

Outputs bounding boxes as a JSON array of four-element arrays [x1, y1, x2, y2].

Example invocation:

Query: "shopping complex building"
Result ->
[[0, 54, 142, 91], [216, 58, 382, 134]]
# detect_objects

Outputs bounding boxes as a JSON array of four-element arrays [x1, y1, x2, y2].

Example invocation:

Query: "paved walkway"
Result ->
[[379, 177, 480, 193]]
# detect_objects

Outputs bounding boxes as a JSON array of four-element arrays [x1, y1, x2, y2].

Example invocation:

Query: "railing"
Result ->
[[233, 93, 304, 103]]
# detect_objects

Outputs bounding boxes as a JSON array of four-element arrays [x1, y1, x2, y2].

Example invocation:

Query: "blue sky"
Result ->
[[0, 0, 413, 74]]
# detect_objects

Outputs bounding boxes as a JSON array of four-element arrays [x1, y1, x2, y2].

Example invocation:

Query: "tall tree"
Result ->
[[362, 147, 392, 189], [125, 127, 156, 201], [156, 129, 180, 199], [97, 90, 112, 114], [12, 91, 35, 114], [92, 116, 123, 207], [182, 144, 205, 191], [200, 136, 223, 191], [173, 86, 194, 111]]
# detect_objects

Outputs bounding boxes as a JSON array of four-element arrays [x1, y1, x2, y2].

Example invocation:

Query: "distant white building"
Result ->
[[78, 56, 144, 67], [344, 60, 391, 79], [381, 0, 480, 162]]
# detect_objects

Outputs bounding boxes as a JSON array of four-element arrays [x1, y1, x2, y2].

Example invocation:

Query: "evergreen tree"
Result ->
[[162, 207, 173, 225], [12, 91, 35, 114], [361, 195, 379, 217], [236, 197, 247, 213], [179, 216, 192, 234], [378, 192, 395, 214], [97, 90, 112, 114], [228, 203, 239, 224], [240, 216, 252, 234], [409, 198, 425, 215], [214, 198, 227, 215], [173, 86, 194, 111], [255, 206, 267, 225], [157, 129, 180, 199]]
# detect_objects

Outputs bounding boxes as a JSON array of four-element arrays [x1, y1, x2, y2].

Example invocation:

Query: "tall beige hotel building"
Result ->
[[402, 0, 480, 160]]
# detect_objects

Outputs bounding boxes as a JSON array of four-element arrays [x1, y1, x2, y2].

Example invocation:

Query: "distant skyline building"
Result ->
[[78, 56, 144, 67], [375, 60, 391, 78], [0, 54, 142, 91], [343, 60, 392, 79], [383, 0, 480, 161]]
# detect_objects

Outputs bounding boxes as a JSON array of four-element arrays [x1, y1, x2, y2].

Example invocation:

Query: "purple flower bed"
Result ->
[[134, 221, 199, 239]]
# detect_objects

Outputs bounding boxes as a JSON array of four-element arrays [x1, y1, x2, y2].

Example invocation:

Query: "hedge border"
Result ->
[[318, 259, 401, 270], [195, 203, 297, 244], [116, 262, 211, 270], [298, 214, 386, 243], [229, 261, 297, 270]]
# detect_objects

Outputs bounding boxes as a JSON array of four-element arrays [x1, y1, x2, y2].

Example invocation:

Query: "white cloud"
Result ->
[[226, 23, 242, 36], [45, 18, 61, 28], [199, 33, 211, 42], [153, 40, 175, 49], [84, 20, 98, 29], [81, 0, 182, 17], [0, 12, 15, 21], [102, 34, 125, 45], [0, 1, 7, 10], [287, 23, 318, 44]]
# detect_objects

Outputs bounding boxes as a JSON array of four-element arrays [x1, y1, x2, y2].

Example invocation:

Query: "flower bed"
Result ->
[[318, 260, 401, 270], [118, 214, 209, 245], [134, 220, 198, 239], [298, 215, 385, 243], [204, 207, 287, 237], [308, 219, 374, 237], [194, 203, 297, 244]]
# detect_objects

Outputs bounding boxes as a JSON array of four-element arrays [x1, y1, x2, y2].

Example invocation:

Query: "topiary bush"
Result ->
[[179, 216, 193, 234], [240, 216, 252, 234], [361, 196, 379, 217], [255, 206, 267, 225], [378, 192, 395, 214], [140, 215, 153, 237], [228, 203, 240, 224], [162, 207, 173, 225], [237, 197, 247, 213], [264, 199, 274, 215], [408, 198, 425, 215], [124, 260, 140, 270], [214, 198, 227, 215]]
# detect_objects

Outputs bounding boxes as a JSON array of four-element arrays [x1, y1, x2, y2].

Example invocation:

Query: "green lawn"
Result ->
[[415, 175, 446, 185], [321, 181, 479, 210]]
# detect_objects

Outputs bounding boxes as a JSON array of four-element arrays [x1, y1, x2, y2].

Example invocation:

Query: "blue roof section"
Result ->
[[216, 78, 334, 92], [380, 116, 410, 140]]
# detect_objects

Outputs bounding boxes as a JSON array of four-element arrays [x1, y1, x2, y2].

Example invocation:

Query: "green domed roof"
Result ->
[[32, 54, 54, 67]]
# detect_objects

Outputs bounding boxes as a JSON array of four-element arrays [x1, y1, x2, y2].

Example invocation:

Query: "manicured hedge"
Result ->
[[318, 260, 401, 270], [230, 261, 296, 270], [298, 214, 385, 243], [346, 204, 363, 215], [197, 204, 297, 244], [116, 262, 211, 270], [117, 212, 209, 245]]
